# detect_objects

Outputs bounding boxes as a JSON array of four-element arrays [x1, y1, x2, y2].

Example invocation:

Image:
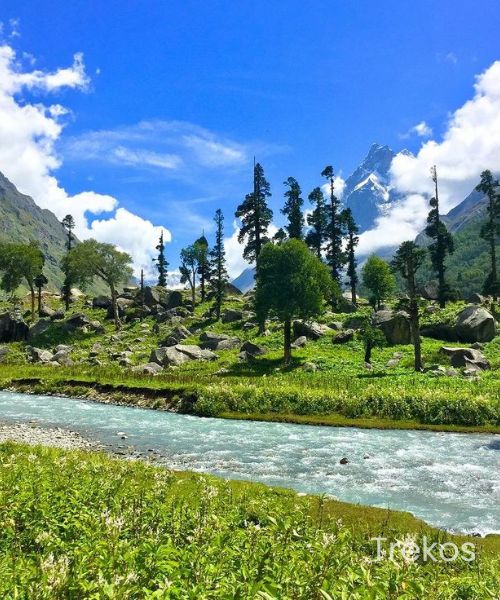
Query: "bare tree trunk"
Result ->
[[284, 318, 292, 365], [351, 283, 357, 306], [364, 343, 372, 364], [30, 286, 35, 322], [410, 305, 422, 372], [37, 287, 42, 315], [110, 283, 121, 329]]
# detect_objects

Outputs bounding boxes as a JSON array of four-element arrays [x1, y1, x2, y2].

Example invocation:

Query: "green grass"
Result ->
[[0, 442, 498, 598], [1, 295, 499, 431]]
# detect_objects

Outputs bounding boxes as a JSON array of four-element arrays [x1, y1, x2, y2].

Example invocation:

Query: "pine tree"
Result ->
[[153, 231, 168, 287], [321, 166, 346, 287], [425, 166, 454, 307], [61, 214, 75, 311], [195, 234, 210, 303], [235, 161, 273, 264], [392, 241, 427, 372], [305, 187, 327, 259], [272, 228, 287, 245], [342, 208, 359, 305], [475, 170, 500, 299], [281, 177, 304, 239], [209, 209, 228, 319]]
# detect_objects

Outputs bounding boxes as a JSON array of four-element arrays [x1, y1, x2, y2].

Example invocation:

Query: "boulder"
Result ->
[[149, 344, 217, 367], [417, 280, 439, 300], [51, 350, 74, 366], [344, 316, 365, 330], [92, 296, 112, 309], [149, 346, 190, 367], [55, 344, 72, 353], [39, 304, 55, 318], [440, 346, 490, 370], [174, 345, 218, 361], [338, 298, 357, 313], [143, 287, 183, 310], [199, 332, 240, 350], [131, 362, 164, 375], [240, 340, 267, 356], [329, 321, 344, 331], [50, 309, 65, 321], [420, 323, 459, 342], [455, 306, 497, 343], [291, 336, 307, 348], [332, 329, 355, 344], [292, 320, 330, 340], [28, 319, 52, 339], [28, 347, 53, 363], [301, 361, 318, 372], [221, 309, 244, 323], [64, 313, 91, 331], [373, 310, 411, 345], [0, 313, 29, 343], [0, 346, 9, 363], [466, 292, 486, 304]]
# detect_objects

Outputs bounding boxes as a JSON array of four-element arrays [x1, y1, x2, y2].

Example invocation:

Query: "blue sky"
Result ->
[[1, 1, 499, 278]]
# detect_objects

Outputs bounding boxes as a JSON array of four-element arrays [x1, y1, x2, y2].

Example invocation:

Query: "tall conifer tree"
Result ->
[[281, 177, 304, 240]]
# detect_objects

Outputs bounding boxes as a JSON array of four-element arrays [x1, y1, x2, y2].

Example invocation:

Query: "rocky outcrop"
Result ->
[[0, 313, 29, 343], [291, 336, 307, 348], [455, 306, 497, 343], [239, 340, 267, 360], [143, 287, 183, 310], [417, 280, 439, 300], [92, 296, 112, 309], [373, 310, 411, 345], [131, 362, 164, 375]]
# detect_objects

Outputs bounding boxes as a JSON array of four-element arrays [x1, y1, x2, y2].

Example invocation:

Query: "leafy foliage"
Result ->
[[153, 230, 168, 287], [305, 186, 327, 259], [362, 255, 396, 309], [322, 166, 346, 286], [209, 209, 228, 319], [256, 240, 332, 362], [475, 170, 500, 297]]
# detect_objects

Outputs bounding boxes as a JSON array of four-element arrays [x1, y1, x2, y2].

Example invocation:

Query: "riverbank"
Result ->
[[0, 440, 498, 597], [0, 421, 101, 451], [2, 372, 500, 434]]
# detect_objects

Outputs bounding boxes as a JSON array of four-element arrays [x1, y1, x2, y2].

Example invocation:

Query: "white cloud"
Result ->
[[400, 120, 433, 139], [224, 221, 278, 279], [359, 60, 500, 255], [321, 174, 346, 202], [65, 119, 250, 171], [0, 43, 171, 278]]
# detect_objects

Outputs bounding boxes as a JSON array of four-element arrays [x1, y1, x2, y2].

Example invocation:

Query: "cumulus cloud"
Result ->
[[0, 43, 170, 278], [401, 120, 433, 139], [358, 60, 500, 255]]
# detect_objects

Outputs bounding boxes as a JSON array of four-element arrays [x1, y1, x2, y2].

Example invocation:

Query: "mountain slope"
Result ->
[[231, 266, 255, 293], [0, 172, 71, 291], [415, 184, 495, 296]]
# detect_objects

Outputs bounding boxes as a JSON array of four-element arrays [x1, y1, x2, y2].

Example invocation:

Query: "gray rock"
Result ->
[[64, 313, 91, 331], [149, 346, 189, 367], [28, 347, 53, 363], [332, 329, 354, 344], [52, 351, 74, 366], [455, 306, 497, 343], [292, 320, 330, 340], [386, 358, 400, 368], [343, 316, 365, 330], [466, 292, 486, 304], [421, 323, 458, 342], [131, 362, 164, 375], [440, 346, 490, 370], [92, 296, 112, 309], [221, 309, 244, 323], [291, 336, 307, 348], [39, 303, 55, 318], [301, 361, 317, 372], [0, 346, 9, 363], [0, 313, 29, 342], [417, 280, 439, 300], [329, 321, 344, 331], [240, 340, 267, 356], [50, 309, 65, 321], [174, 345, 218, 361], [373, 310, 411, 345], [55, 344, 72, 353], [28, 319, 52, 339]]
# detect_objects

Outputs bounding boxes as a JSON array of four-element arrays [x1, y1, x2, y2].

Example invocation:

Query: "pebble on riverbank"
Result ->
[[0, 422, 101, 452]]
